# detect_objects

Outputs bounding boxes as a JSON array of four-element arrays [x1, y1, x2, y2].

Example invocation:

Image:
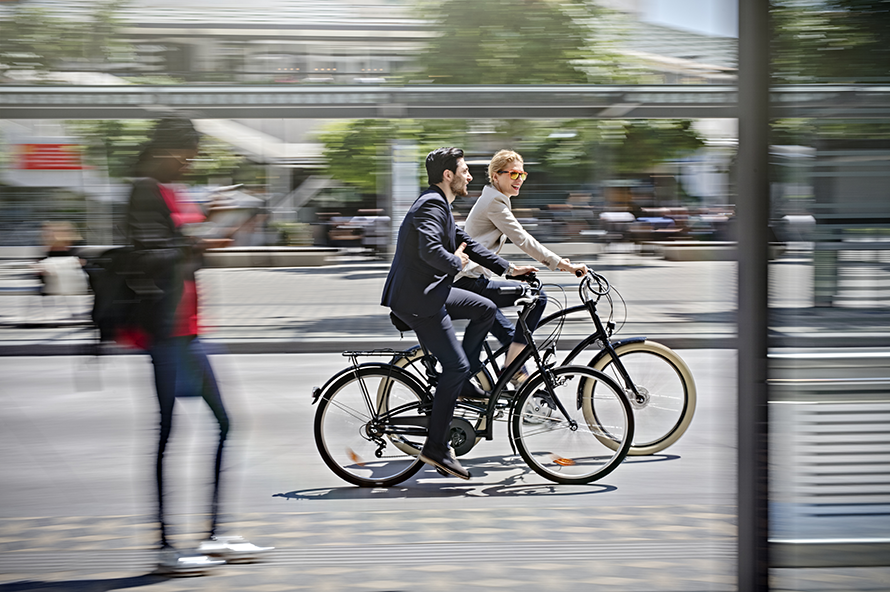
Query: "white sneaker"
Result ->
[[197, 535, 274, 564], [156, 546, 224, 577]]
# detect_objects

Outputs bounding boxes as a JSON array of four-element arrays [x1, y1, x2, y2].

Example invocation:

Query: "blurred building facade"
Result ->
[[1, 0, 743, 250]]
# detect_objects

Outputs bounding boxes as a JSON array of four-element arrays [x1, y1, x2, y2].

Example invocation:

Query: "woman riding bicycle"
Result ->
[[455, 149, 588, 382]]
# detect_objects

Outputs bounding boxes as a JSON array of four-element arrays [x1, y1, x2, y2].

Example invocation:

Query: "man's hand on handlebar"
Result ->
[[509, 264, 538, 277]]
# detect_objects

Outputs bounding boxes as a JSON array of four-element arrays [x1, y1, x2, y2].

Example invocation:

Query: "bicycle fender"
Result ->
[[587, 336, 648, 367]]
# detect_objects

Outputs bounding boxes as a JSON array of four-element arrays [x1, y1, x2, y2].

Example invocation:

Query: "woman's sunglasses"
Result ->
[[497, 169, 528, 181]]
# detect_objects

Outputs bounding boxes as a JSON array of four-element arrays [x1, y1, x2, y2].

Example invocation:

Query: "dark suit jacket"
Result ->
[[381, 186, 510, 318]]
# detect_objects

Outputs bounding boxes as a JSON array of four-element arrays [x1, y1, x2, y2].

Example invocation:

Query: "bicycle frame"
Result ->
[[483, 290, 648, 407], [467, 286, 583, 453]]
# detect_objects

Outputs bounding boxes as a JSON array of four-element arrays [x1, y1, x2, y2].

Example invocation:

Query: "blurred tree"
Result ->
[[0, 4, 65, 73], [0, 0, 131, 75], [771, 0, 890, 166], [319, 117, 705, 200], [67, 120, 153, 178], [319, 120, 399, 197], [414, 0, 617, 84], [519, 119, 705, 185], [64, 0, 132, 69], [612, 121, 705, 177], [318, 119, 472, 198], [772, 0, 890, 82]]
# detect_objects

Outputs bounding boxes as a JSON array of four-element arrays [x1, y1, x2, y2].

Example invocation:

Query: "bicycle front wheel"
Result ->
[[511, 366, 634, 485], [590, 341, 696, 455], [314, 366, 426, 487]]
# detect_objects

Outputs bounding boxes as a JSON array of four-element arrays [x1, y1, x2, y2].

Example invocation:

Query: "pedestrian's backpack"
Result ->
[[82, 246, 139, 344]]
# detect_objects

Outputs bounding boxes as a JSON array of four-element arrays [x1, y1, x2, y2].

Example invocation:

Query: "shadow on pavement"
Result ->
[[622, 454, 682, 465], [0, 574, 167, 591], [275, 455, 621, 501]]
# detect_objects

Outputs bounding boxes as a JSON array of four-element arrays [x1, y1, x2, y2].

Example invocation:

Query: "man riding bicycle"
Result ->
[[381, 147, 535, 480]]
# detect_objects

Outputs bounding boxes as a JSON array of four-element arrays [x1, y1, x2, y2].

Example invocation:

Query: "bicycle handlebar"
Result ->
[[496, 284, 525, 296], [578, 268, 611, 299], [497, 271, 543, 307]]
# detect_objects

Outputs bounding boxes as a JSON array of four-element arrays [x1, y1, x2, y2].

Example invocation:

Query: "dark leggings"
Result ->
[[454, 275, 549, 347], [149, 336, 229, 547]]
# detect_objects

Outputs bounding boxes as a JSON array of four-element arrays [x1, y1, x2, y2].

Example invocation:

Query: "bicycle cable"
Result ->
[[539, 283, 568, 352], [580, 269, 628, 336]]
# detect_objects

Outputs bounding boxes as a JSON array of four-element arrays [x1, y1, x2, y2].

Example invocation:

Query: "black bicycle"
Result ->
[[312, 274, 635, 487], [391, 269, 696, 456]]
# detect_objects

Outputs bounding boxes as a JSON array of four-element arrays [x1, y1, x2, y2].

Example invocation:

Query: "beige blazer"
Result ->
[[458, 185, 562, 280]]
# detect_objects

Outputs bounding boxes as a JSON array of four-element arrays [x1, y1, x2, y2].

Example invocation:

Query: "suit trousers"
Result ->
[[394, 287, 496, 452]]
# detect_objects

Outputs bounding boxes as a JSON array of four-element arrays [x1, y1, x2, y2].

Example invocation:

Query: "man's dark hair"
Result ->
[[425, 147, 464, 186]]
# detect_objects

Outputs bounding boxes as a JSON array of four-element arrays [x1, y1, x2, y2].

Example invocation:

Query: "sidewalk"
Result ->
[[0, 250, 886, 355]]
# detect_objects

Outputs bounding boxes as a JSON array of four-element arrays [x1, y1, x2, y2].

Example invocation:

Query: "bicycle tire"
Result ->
[[314, 365, 426, 487], [511, 365, 634, 485], [589, 341, 696, 455]]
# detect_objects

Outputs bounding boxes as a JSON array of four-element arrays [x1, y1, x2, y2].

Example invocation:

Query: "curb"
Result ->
[[0, 336, 737, 356]]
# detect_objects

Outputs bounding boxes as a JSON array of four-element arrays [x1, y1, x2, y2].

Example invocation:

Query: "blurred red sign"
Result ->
[[17, 144, 83, 170]]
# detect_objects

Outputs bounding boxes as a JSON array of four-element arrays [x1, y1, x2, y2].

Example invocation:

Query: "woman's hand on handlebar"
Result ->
[[558, 258, 589, 277]]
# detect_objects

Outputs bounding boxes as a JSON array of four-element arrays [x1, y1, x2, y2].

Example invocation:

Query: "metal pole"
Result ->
[[737, 0, 770, 589]]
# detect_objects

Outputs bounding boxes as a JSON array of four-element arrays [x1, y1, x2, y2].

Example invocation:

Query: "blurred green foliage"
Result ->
[[319, 117, 705, 196], [319, 2, 702, 196], [319, 119, 472, 196], [414, 0, 621, 84], [773, 117, 890, 144], [772, 0, 890, 82], [0, 0, 132, 74], [528, 120, 705, 183]]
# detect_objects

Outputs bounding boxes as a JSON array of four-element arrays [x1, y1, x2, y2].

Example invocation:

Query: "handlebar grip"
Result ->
[[575, 269, 584, 277], [497, 285, 525, 296], [511, 271, 537, 283]]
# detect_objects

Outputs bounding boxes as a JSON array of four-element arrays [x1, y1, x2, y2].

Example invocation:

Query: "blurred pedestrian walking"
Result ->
[[126, 117, 271, 575]]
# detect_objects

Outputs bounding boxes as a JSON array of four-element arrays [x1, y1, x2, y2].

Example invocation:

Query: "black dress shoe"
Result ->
[[458, 380, 489, 401], [420, 446, 471, 480]]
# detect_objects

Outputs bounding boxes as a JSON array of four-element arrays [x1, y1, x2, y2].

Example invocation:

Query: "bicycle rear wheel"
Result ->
[[511, 366, 633, 485], [590, 341, 696, 455], [314, 366, 426, 487]]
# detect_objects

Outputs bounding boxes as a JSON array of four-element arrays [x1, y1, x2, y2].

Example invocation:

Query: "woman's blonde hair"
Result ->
[[487, 149, 524, 184]]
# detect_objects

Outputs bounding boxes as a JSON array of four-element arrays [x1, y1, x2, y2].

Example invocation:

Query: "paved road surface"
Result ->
[[1, 350, 740, 591], [3, 351, 888, 590]]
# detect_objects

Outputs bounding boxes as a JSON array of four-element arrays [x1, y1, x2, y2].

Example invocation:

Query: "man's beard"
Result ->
[[450, 176, 468, 197]]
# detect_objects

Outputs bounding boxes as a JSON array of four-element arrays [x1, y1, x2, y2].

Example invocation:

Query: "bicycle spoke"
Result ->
[[512, 365, 633, 485], [315, 367, 426, 487], [592, 343, 696, 453]]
